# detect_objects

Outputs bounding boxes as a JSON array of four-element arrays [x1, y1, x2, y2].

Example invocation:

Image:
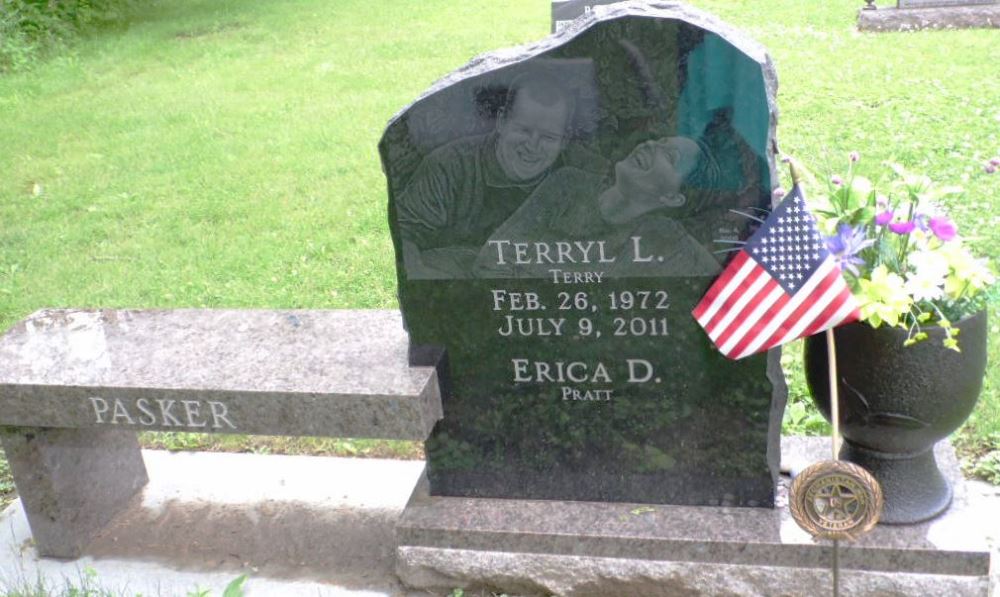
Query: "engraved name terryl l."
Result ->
[[88, 396, 237, 430], [487, 239, 618, 265]]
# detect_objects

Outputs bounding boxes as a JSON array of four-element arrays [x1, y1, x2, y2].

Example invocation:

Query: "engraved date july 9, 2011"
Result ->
[[496, 315, 668, 338]]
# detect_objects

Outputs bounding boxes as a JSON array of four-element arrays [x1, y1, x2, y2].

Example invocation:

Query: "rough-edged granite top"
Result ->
[[385, 0, 776, 131], [0, 309, 441, 439]]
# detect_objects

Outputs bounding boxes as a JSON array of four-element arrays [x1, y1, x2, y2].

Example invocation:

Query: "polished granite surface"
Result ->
[[382, 0, 784, 506]]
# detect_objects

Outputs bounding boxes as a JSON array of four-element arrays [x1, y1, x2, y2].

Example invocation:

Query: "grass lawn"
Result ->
[[1, 0, 999, 506]]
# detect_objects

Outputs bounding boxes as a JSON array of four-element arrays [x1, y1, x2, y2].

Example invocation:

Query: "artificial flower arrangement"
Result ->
[[805, 152, 998, 350]]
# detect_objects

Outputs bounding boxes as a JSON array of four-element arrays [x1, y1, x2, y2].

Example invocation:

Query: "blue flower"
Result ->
[[825, 224, 874, 276]]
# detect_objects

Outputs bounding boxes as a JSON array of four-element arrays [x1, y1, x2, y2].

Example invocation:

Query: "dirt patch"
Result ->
[[90, 493, 406, 590]]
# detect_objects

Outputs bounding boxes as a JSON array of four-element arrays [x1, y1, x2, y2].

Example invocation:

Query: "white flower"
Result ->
[[905, 272, 945, 302], [908, 249, 949, 282]]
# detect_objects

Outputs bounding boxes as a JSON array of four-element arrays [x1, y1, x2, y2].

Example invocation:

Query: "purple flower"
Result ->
[[889, 220, 916, 235], [988, 164, 998, 174], [990, 157, 1000, 167], [825, 224, 874, 276], [928, 216, 957, 241], [831, 175, 843, 186], [874, 210, 894, 226], [849, 151, 860, 163]]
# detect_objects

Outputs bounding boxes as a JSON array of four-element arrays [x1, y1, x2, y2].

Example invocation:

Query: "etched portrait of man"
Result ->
[[395, 71, 579, 279]]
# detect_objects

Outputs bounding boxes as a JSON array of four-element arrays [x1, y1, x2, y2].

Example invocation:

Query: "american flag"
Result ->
[[693, 186, 861, 360]]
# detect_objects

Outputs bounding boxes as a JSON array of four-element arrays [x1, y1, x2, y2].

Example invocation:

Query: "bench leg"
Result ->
[[1, 427, 148, 559]]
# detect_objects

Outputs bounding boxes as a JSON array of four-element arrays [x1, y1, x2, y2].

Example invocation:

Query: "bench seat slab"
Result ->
[[0, 309, 441, 439], [1, 427, 147, 558]]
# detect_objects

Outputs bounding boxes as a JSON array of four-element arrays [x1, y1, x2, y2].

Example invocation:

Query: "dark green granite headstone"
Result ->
[[380, 2, 785, 507]]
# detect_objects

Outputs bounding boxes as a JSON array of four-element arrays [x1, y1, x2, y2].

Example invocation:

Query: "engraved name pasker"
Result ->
[[88, 396, 237, 430]]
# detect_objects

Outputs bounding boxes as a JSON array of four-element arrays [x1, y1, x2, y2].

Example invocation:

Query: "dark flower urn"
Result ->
[[804, 311, 988, 524]]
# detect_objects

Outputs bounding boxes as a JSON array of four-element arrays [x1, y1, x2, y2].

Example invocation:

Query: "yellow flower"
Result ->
[[857, 265, 913, 327], [939, 243, 996, 299]]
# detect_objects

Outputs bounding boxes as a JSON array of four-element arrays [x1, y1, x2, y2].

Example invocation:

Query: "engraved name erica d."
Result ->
[[511, 358, 658, 384]]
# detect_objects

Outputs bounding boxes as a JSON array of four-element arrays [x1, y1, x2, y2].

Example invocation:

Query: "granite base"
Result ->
[[858, 5, 1000, 31], [396, 437, 994, 596]]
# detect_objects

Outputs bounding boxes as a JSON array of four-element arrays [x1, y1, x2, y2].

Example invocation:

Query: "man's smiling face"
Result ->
[[496, 92, 570, 183]]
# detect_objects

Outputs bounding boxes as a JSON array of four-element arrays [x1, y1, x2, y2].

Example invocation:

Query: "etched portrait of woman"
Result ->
[[474, 134, 722, 279]]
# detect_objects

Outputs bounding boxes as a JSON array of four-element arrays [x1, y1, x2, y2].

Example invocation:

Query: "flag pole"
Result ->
[[789, 158, 840, 597], [827, 329, 840, 461], [826, 327, 841, 597]]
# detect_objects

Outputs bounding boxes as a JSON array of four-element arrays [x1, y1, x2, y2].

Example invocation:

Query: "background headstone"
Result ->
[[381, 1, 784, 507], [859, 0, 1000, 30], [897, 0, 997, 7], [551, 0, 628, 32]]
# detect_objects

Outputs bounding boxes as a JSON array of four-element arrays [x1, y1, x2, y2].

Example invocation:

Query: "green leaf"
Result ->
[[222, 575, 248, 597]]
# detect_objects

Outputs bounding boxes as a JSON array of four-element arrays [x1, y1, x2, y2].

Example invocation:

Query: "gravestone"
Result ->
[[551, 0, 624, 32], [859, 0, 1000, 30], [897, 0, 996, 6], [381, 1, 783, 507]]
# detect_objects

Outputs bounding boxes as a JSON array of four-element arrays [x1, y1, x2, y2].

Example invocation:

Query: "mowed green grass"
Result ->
[[1, 0, 999, 495]]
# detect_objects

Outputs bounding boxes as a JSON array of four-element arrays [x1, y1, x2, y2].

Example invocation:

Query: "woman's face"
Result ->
[[614, 136, 699, 206]]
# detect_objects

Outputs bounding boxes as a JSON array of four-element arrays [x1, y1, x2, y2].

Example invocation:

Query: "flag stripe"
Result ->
[[692, 251, 750, 321], [803, 289, 861, 338], [798, 289, 853, 340], [702, 264, 769, 337], [731, 259, 840, 359], [717, 282, 786, 356], [706, 268, 771, 341], [771, 272, 852, 348], [727, 292, 792, 358], [694, 253, 755, 327]]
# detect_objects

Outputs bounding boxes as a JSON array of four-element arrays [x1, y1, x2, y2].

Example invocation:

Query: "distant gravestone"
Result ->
[[859, 0, 1000, 30], [897, 0, 997, 6], [551, 0, 623, 32], [381, 1, 784, 507]]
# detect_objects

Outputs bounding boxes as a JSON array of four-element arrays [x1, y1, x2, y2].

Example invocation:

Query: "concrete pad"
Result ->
[[0, 450, 427, 596], [1, 444, 997, 596]]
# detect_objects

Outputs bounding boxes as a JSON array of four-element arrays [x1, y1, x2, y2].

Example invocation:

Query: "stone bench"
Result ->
[[0, 308, 441, 559]]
